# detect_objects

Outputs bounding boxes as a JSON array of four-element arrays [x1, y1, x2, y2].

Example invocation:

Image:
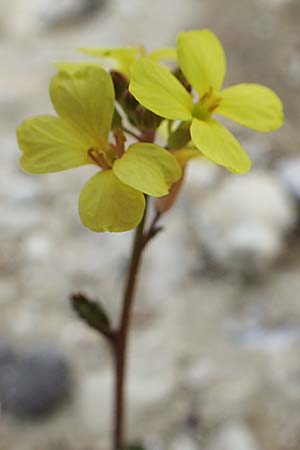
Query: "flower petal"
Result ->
[[54, 61, 101, 74], [149, 47, 177, 62], [78, 47, 141, 77], [113, 143, 182, 197], [50, 64, 114, 148], [79, 170, 145, 232], [17, 115, 90, 173], [177, 29, 226, 97], [190, 118, 251, 174], [216, 83, 284, 131], [172, 147, 201, 167], [129, 58, 193, 120]]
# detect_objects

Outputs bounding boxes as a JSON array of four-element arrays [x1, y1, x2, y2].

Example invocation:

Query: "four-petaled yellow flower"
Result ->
[[17, 64, 182, 232], [129, 29, 284, 174]]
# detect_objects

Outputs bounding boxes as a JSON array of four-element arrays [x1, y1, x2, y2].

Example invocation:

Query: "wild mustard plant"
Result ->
[[16, 29, 283, 450]]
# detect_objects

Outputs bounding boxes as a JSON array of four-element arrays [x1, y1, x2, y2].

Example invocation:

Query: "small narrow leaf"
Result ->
[[71, 293, 111, 336]]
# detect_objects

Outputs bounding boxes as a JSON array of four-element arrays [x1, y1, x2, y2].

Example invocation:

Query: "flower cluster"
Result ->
[[17, 64, 181, 232], [17, 29, 283, 233]]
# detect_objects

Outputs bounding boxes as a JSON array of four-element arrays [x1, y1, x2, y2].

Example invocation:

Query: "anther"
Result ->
[[88, 148, 111, 169]]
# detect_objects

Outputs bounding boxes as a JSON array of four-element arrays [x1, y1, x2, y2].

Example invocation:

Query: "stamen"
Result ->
[[200, 86, 213, 104], [113, 129, 126, 158], [88, 148, 111, 170], [207, 100, 221, 113], [199, 87, 222, 115]]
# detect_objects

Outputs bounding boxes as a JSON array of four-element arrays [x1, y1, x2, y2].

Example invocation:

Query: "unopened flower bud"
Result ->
[[121, 90, 162, 131], [172, 68, 192, 93], [134, 105, 162, 130], [110, 70, 129, 101]]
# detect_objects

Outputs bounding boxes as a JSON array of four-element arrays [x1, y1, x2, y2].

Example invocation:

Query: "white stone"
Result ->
[[190, 172, 297, 274], [258, 0, 292, 8], [0, 205, 41, 233], [170, 434, 199, 450], [207, 422, 261, 450], [0, 278, 19, 305], [277, 157, 300, 199], [37, 0, 106, 27], [22, 232, 54, 261], [77, 370, 112, 438], [288, 55, 300, 85], [186, 159, 221, 195], [0, 172, 41, 204]]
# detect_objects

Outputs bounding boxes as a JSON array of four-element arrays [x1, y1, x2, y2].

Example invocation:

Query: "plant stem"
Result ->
[[111, 128, 158, 450], [122, 127, 142, 141], [112, 199, 149, 450]]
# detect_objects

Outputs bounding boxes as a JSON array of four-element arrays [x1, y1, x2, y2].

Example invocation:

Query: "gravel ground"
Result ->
[[1, 0, 300, 449]]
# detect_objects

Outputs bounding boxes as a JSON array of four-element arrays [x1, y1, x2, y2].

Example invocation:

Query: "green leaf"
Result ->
[[113, 143, 182, 197], [125, 443, 146, 450], [71, 293, 111, 335]]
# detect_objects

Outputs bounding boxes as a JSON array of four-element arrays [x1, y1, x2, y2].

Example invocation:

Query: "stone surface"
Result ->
[[38, 0, 107, 28], [188, 172, 297, 275], [207, 422, 260, 450], [0, 0, 300, 449], [1, 347, 73, 419], [277, 157, 300, 201]]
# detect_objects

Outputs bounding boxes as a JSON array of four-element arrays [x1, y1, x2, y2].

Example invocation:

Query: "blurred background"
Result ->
[[1, 0, 300, 449]]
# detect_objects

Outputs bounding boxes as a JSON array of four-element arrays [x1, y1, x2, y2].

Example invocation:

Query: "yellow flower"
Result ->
[[129, 29, 284, 174], [77, 46, 177, 78], [17, 64, 182, 232]]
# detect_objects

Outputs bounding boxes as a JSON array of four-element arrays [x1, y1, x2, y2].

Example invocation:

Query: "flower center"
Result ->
[[88, 148, 112, 169], [193, 87, 222, 120]]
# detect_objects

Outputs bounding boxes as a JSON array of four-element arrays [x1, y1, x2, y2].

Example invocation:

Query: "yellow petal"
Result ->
[[113, 143, 182, 197], [172, 148, 201, 168], [79, 170, 145, 232], [190, 118, 251, 174], [78, 47, 141, 77], [177, 29, 226, 97], [50, 65, 114, 148], [17, 115, 90, 173], [149, 47, 177, 62], [129, 58, 193, 120], [216, 83, 284, 131], [54, 61, 101, 73]]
